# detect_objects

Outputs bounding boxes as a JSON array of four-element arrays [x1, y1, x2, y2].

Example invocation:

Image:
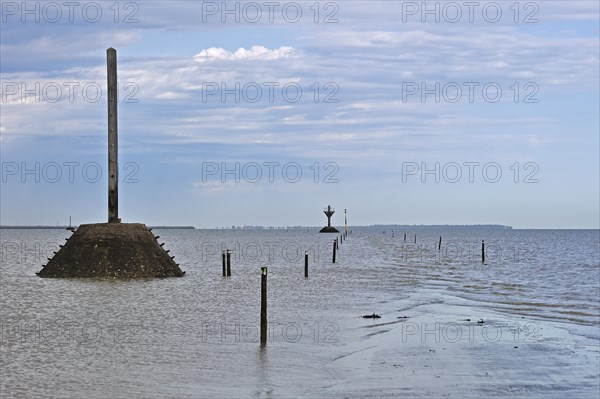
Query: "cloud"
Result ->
[[1, 4, 598, 164], [193, 45, 297, 62]]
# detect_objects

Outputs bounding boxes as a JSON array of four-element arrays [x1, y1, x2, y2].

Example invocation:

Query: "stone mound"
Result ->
[[37, 223, 184, 278]]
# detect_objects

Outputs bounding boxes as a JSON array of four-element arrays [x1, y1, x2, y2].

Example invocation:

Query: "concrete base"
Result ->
[[319, 226, 340, 233], [37, 223, 185, 278]]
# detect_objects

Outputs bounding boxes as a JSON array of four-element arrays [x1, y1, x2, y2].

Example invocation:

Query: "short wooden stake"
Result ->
[[222, 250, 226, 276], [481, 240, 485, 263], [304, 251, 308, 278], [260, 267, 268, 345], [226, 249, 231, 276], [332, 240, 337, 263]]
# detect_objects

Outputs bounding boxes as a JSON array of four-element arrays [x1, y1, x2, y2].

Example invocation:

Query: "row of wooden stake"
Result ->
[[262, 232, 348, 345], [399, 234, 486, 263], [221, 233, 347, 278], [261, 234, 346, 345], [226, 232, 484, 346]]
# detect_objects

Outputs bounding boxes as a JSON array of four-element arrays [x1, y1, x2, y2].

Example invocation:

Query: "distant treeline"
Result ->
[[150, 226, 196, 229], [200, 224, 513, 231], [364, 224, 512, 231]]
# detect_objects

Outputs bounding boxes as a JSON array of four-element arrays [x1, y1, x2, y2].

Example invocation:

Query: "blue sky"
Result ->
[[1, 1, 598, 228]]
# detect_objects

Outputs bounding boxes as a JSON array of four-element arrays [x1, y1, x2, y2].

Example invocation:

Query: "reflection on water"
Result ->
[[1, 228, 598, 397], [255, 346, 271, 398]]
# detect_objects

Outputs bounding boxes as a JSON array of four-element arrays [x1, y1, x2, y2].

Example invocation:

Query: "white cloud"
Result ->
[[193, 45, 296, 62], [156, 91, 188, 100]]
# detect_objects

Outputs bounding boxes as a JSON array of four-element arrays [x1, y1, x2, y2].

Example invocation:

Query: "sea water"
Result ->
[[1, 228, 598, 398]]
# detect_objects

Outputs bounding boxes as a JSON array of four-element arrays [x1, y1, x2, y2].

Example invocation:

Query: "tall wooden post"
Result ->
[[107, 48, 119, 223]]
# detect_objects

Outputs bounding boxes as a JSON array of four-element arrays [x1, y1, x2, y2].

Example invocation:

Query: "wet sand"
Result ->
[[326, 289, 599, 398]]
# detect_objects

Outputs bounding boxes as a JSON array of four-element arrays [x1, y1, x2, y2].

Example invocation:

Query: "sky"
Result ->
[[0, 0, 598, 228]]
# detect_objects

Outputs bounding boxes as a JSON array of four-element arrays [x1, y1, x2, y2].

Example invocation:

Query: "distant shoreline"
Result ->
[[4, 225, 597, 230], [0, 225, 196, 230], [0, 224, 512, 231]]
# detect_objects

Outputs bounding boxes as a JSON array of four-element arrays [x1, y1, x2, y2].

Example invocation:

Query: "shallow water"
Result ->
[[1, 228, 598, 397]]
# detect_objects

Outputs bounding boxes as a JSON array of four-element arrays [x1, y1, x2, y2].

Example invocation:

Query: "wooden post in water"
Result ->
[[226, 249, 231, 276], [222, 250, 226, 276], [404, 233, 406, 242], [260, 267, 268, 345], [344, 208, 348, 238], [438, 237, 442, 251], [107, 47, 119, 223], [304, 251, 308, 278], [414, 234, 417, 244], [332, 240, 337, 263], [481, 240, 485, 263]]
